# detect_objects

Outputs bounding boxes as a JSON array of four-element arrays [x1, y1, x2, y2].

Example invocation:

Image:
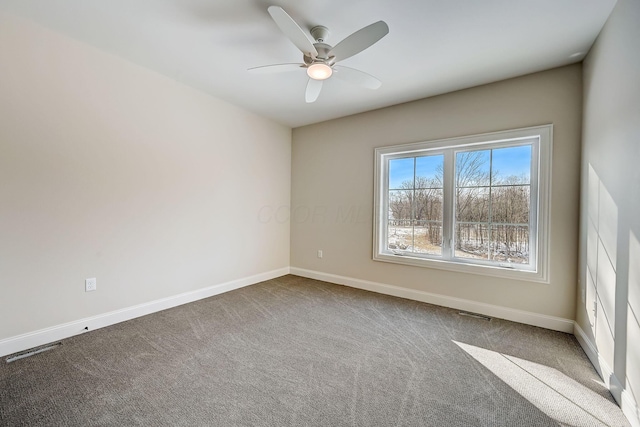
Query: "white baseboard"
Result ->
[[290, 267, 574, 333], [573, 322, 612, 385], [573, 322, 640, 427], [0, 267, 290, 358], [622, 389, 640, 427]]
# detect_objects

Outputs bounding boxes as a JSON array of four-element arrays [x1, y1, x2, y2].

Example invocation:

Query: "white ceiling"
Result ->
[[0, 0, 616, 128]]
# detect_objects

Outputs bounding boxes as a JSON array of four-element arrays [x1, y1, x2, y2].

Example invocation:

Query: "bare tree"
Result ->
[[455, 152, 490, 251]]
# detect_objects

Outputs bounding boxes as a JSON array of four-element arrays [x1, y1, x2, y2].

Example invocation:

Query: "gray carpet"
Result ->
[[0, 275, 630, 426]]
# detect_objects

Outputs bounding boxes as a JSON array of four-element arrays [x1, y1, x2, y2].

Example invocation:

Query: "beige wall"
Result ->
[[291, 65, 582, 321], [0, 13, 291, 341], [577, 0, 640, 419]]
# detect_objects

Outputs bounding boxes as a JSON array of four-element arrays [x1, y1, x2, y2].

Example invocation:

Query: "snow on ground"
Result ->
[[388, 226, 527, 262]]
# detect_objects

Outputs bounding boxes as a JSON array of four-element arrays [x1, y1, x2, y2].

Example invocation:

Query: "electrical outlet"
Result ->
[[85, 278, 97, 292], [317, 250, 323, 258]]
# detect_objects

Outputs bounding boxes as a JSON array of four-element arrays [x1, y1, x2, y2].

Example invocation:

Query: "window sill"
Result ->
[[373, 252, 549, 284]]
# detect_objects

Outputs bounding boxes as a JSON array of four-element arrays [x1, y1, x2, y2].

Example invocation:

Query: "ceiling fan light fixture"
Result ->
[[307, 63, 332, 80]]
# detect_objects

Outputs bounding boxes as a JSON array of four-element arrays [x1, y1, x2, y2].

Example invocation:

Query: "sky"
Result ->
[[389, 155, 442, 188], [389, 145, 531, 189]]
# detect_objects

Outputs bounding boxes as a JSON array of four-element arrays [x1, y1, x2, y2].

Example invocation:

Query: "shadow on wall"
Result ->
[[627, 231, 640, 418], [586, 164, 618, 375], [585, 163, 640, 415]]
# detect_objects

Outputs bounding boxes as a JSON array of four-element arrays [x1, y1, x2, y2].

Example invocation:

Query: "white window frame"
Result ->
[[373, 125, 552, 283]]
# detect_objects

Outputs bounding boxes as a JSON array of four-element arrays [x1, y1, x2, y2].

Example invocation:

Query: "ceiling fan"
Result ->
[[249, 6, 389, 103]]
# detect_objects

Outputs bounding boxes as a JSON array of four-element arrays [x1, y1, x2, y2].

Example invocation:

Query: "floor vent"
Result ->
[[458, 311, 492, 321], [6, 342, 62, 363]]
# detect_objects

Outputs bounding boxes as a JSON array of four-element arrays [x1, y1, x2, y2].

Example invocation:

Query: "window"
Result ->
[[373, 125, 552, 283]]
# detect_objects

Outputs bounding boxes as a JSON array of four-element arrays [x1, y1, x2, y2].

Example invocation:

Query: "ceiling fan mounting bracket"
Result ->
[[310, 26, 330, 43]]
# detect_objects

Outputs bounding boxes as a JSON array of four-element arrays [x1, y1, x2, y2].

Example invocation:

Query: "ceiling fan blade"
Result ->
[[248, 63, 305, 74], [333, 65, 382, 89], [267, 6, 318, 58], [305, 78, 323, 103], [330, 21, 389, 62]]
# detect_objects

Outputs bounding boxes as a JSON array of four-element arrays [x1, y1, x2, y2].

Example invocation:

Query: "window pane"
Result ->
[[416, 155, 444, 189], [388, 189, 412, 252], [490, 225, 530, 264], [388, 190, 413, 222], [388, 221, 413, 251], [455, 223, 489, 260], [492, 145, 531, 184], [456, 187, 489, 222], [456, 150, 490, 187], [491, 185, 530, 224], [389, 158, 414, 189], [414, 221, 442, 255], [415, 188, 443, 222]]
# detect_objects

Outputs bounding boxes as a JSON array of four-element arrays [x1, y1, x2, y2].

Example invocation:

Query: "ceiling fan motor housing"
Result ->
[[304, 43, 335, 66]]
